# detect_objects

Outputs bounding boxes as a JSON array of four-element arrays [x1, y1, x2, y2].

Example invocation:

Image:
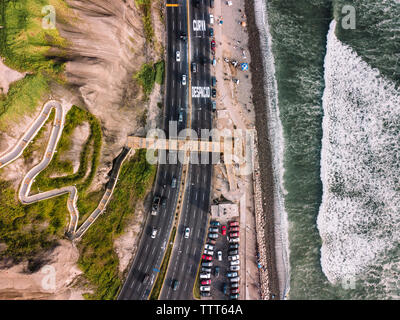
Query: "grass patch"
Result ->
[[149, 226, 176, 300], [135, 0, 154, 44], [154, 60, 165, 85], [193, 270, 201, 299], [77, 149, 156, 300], [134, 60, 165, 99]]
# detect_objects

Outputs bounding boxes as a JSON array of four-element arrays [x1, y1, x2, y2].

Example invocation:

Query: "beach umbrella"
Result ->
[[241, 63, 248, 71]]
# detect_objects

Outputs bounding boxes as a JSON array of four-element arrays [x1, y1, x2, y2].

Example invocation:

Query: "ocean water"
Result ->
[[261, 0, 400, 299]]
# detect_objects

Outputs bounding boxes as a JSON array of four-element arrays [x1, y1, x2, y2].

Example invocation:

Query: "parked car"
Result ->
[[209, 14, 214, 25], [230, 294, 239, 299], [200, 273, 211, 279], [229, 237, 239, 243], [208, 233, 219, 239], [211, 100, 216, 111], [221, 225, 227, 235], [172, 280, 179, 291], [200, 286, 211, 292], [231, 288, 240, 294], [214, 266, 220, 277], [222, 283, 228, 295], [210, 0, 214, 8], [230, 232, 239, 238], [202, 254, 213, 261], [211, 39, 216, 50], [204, 249, 214, 256], [228, 255, 239, 261], [176, 50, 181, 62], [227, 272, 238, 278], [202, 262, 213, 267], [212, 57, 216, 66], [229, 221, 239, 227], [151, 227, 158, 239], [229, 250, 239, 255], [201, 291, 211, 297], [211, 88, 217, 98], [229, 243, 239, 249], [209, 27, 214, 37], [230, 226, 239, 232], [217, 251, 222, 261], [209, 227, 218, 233], [230, 265, 240, 271], [205, 244, 214, 250], [211, 76, 217, 87], [201, 267, 212, 273], [208, 239, 217, 245], [231, 282, 239, 288], [230, 276, 240, 283], [210, 221, 220, 226], [230, 260, 240, 266], [182, 74, 187, 85], [184, 227, 190, 238], [201, 279, 211, 285]]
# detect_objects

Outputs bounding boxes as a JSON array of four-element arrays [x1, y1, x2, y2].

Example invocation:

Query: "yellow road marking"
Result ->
[[166, 3, 179, 7]]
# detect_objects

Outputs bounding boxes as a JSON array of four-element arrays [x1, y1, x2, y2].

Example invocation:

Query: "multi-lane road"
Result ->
[[119, 0, 214, 300]]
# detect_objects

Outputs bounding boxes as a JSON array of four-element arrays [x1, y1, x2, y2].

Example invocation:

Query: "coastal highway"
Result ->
[[117, 0, 189, 300], [160, 0, 213, 300]]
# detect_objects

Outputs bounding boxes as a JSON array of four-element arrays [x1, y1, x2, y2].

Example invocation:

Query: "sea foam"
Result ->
[[318, 20, 400, 286]]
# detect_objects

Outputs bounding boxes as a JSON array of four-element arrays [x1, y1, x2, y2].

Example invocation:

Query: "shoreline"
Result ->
[[244, 0, 280, 299]]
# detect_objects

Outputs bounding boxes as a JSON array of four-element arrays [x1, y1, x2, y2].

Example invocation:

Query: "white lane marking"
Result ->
[[203, 175, 206, 183], [139, 262, 143, 269], [145, 244, 149, 252], [202, 193, 205, 201], [193, 247, 196, 255], [130, 280, 135, 288], [197, 229, 200, 238], [151, 246, 156, 255], [195, 193, 198, 200], [181, 262, 186, 271]]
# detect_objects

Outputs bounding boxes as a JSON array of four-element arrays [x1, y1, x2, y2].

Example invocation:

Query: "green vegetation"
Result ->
[[193, 269, 201, 299], [149, 226, 176, 300], [135, 0, 154, 44], [78, 149, 156, 300], [134, 60, 165, 99]]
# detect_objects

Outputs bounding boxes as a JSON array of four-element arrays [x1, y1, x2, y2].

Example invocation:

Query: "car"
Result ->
[[211, 76, 216, 87], [180, 33, 187, 41], [203, 249, 214, 256], [161, 197, 167, 206], [210, 221, 220, 226], [230, 265, 240, 271], [231, 288, 240, 294], [193, 0, 200, 8], [176, 51, 181, 62], [211, 88, 217, 98], [208, 239, 217, 245], [230, 232, 239, 238], [182, 74, 187, 85], [221, 225, 227, 235], [214, 266, 220, 277], [172, 280, 179, 291], [229, 250, 239, 255], [201, 279, 211, 285], [229, 237, 239, 243], [202, 254, 213, 261], [227, 272, 238, 278], [212, 57, 216, 66], [208, 233, 219, 239], [208, 227, 218, 233], [210, 0, 214, 8], [231, 282, 239, 288], [229, 221, 239, 227], [211, 40, 216, 50], [222, 283, 228, 295], [209, 27, 214, 37], [151, 196, 160, 215], [209, 14, 214, 25], [230, 260, 240, 266], [151, 228, 158, 239], [228, 255, 239, 261], [229, 243, 239, 249], [200, 286, 211, 292], [201, 267, 212, 273], [191, 62, 197, 73], [178, 111, 183, 122], [142, 273, 150, 283], [184, 227, 190, 238], [211, 100, 216, 111], [230, 276, 240, 283], [230, 226, 239, 232], [171, 177, 177, 188], [230, 294, 239, 299], [202, 262, 213, 267], [200, 291, 211, 297], [217, 251, 222, 261], [205, 244, 214, 250], [200, 273, 211, 279]]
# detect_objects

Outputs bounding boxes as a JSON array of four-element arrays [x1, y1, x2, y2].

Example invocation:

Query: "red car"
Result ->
[[202, 254, 213, 261], [230, 232, 239, 238], [211, 40, 216, 50], [201, 279, 211, 285], [221, 225, 227, 236], [230, 226, 239, 232], [231, 288, 240, 294], [229, 221, 239, 227]]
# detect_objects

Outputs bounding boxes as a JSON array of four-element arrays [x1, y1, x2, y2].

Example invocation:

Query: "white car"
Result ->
[[199, 273, 211, 279], [230, 260, 240, 266], [217, 251, 222, 261], [209, 14, 214, 25], [176, 50, 181, 62], [204, 249, 214, 256], [230, 265, 240, 271], [228, 254, 239, 261], [200, 286, 211, 292], [151, 228, 157, 239], [229, 237, 239, 243], [182, 74, 186, 85], [205, 244, 214, 251], [184, 227, 190, 238]]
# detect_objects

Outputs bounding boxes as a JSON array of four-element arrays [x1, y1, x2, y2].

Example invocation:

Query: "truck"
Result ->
[[151, 196, 161, 215]]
